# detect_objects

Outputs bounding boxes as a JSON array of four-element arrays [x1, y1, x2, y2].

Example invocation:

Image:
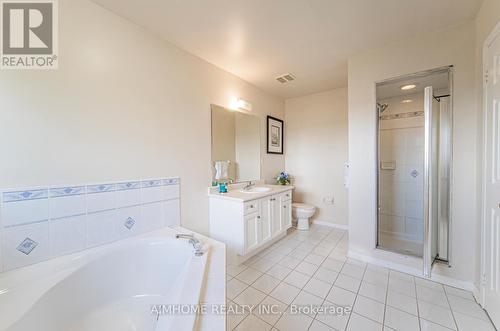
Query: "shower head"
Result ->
[[377, 103, 389, 113]]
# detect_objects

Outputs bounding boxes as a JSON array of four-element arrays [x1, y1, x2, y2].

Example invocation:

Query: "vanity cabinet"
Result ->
[[209, 187, 293, 263]]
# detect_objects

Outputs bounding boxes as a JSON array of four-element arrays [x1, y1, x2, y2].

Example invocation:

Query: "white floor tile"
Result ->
[[388, 277, 416, 297], [389, 271, 415, 283], [227, 278, 248, 300], [283, 270, 311, 289], [266, 264, 293, 281], [386, 290, 418, 316], [363, 269, 389, 287], [444, 285, 475, 301], [275, 308, 314, 331], [341, 263, 366, 279], [225, 228, 496, 331], [234, 314, 272, 331], [313, 267, 339, 284], [359, 281, 387, 303], [447, 294, 489, 321], [321, 257, 345, 272], [234, 287, 266, 307], [250, 258, 276, 273], [326, 286, 356, 307], [252, 274, 281, 293], [303, 277, 332, 299], [335, 274, 361, 293], [420, 318, 455, 331], [252, 295, 287, 326], [416, 285, 449, 308], [417, 301, 456, 330], [347, 312, 383, 331], [291, 290, 324, 317], [384, 306, 420, 331], [415, 277, 445, 291], [305, 253, 327, 265], [227, 301, 249, 330], [353, 295, 385, 323], [309, 320, 336, 331], [453, 311, 496, 331], [227, 264, 248, 277], [278, 256, 302, 269], [236, 267, 264, 285], [270, 282, 301, 304], [295, 261, 320, 276], [315, 300, 351, 330]]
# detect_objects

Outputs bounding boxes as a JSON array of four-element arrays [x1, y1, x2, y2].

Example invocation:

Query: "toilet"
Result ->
[[292, 203, 316, 230]]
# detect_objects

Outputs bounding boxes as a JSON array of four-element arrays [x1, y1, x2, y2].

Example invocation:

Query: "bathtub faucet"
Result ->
[[175, 234, 204, 256]]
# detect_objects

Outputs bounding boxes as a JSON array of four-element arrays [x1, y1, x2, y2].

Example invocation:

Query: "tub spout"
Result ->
[[175, 234, 204, 256]]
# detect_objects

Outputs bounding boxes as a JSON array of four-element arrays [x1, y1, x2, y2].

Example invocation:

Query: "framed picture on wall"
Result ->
[[267, 116, 284, 154]]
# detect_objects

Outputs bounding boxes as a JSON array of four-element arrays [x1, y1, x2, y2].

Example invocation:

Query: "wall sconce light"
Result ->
[[230, 97, 252, 111]]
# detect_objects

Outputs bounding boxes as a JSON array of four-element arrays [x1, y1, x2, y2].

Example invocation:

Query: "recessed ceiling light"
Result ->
[[401, 99, 413, 103], [401, 84, 416, 91]]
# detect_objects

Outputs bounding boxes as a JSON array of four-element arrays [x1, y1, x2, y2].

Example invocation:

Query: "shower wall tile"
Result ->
[[0, 177, 181, 272], [379, 117, 424, 244]]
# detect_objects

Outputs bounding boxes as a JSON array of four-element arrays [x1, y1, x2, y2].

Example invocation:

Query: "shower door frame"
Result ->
[[375, 66, 454, 275]]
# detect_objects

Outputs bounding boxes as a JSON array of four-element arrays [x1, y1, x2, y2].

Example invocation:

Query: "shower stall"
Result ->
[[376, 67, 453, 277]]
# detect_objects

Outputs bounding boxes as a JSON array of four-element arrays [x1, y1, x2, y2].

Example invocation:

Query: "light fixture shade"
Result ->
[[401, 84, 417, 90]]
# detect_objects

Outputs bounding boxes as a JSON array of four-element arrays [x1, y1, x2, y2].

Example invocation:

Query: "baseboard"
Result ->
[[348, 250, 476, 292], [313, 220, 349, 230]]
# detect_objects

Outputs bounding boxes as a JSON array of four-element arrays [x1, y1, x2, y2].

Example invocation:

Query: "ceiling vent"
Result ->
[[276, 73, 295, 84]]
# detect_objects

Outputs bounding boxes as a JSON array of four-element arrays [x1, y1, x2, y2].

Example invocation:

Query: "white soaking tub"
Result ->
[[0, 227, 209, 331]]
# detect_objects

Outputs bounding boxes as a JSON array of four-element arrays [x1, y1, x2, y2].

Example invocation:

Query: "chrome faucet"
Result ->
[[243, 181, 255, 191], [175, 234, 204, 256]]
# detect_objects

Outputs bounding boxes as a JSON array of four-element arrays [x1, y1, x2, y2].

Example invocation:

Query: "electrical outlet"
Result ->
[[323, 196, 334, 205]]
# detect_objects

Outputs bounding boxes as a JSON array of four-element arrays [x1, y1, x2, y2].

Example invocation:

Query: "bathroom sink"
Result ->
[[240, 186, 272, 193]]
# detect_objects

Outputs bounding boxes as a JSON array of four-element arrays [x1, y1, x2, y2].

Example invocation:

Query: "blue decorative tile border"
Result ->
[[117, 181, 141, 191], [163, 178, 180, 185], [141, 179, 162, 188], [2, 189, 48, 203], [50, 186, 86, 197], [86, 183, 116, 194]]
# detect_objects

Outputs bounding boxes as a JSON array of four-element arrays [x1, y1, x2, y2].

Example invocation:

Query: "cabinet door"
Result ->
[[260, 198, 272, 242], [281, 200, 292, 230], [269, 196, 281, 234], [245, 213, 260, 252]]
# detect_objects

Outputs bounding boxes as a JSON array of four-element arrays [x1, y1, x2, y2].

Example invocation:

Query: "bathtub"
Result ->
[[0, 227, 209, 331]]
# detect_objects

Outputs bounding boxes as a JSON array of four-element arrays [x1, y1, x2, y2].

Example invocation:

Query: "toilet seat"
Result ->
[[292, 202, 315, 211]]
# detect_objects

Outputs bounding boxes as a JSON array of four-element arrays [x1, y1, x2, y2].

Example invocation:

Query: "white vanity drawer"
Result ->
[[281, 191, 292, 202], [244, 201, 259, 215]]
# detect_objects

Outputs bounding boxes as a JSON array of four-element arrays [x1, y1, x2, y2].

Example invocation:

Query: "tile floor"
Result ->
[[226, 224, 496, 331]]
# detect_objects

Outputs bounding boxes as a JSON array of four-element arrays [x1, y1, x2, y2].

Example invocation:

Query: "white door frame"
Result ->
[[480, 20, 500, 306]]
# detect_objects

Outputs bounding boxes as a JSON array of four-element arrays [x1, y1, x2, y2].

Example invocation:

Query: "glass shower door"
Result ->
[[423, 86, 440, 277]]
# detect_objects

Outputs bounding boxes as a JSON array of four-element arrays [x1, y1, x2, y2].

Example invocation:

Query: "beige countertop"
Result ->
[[208, 184, 294, 202]]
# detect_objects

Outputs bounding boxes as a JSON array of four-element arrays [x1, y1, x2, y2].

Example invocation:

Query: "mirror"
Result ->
[[211, 104, 261, 183]]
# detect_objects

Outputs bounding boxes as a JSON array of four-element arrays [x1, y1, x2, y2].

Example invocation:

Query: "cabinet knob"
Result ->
[[250, 205, 254, 208], [257, 216, 261, 219], [286, 194, 289, 197], [283, 206, 286, 208]]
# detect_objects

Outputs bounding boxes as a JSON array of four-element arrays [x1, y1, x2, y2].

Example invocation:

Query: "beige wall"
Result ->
[[285, 88, 348, 226], [474, 0, 500, 290], [0, 0, 285, 235], [348, 22, 477, 284]]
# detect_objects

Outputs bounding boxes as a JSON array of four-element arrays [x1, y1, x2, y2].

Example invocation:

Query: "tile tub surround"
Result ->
[[226, 225, 496, 331], [0, 177, 181, 272]]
